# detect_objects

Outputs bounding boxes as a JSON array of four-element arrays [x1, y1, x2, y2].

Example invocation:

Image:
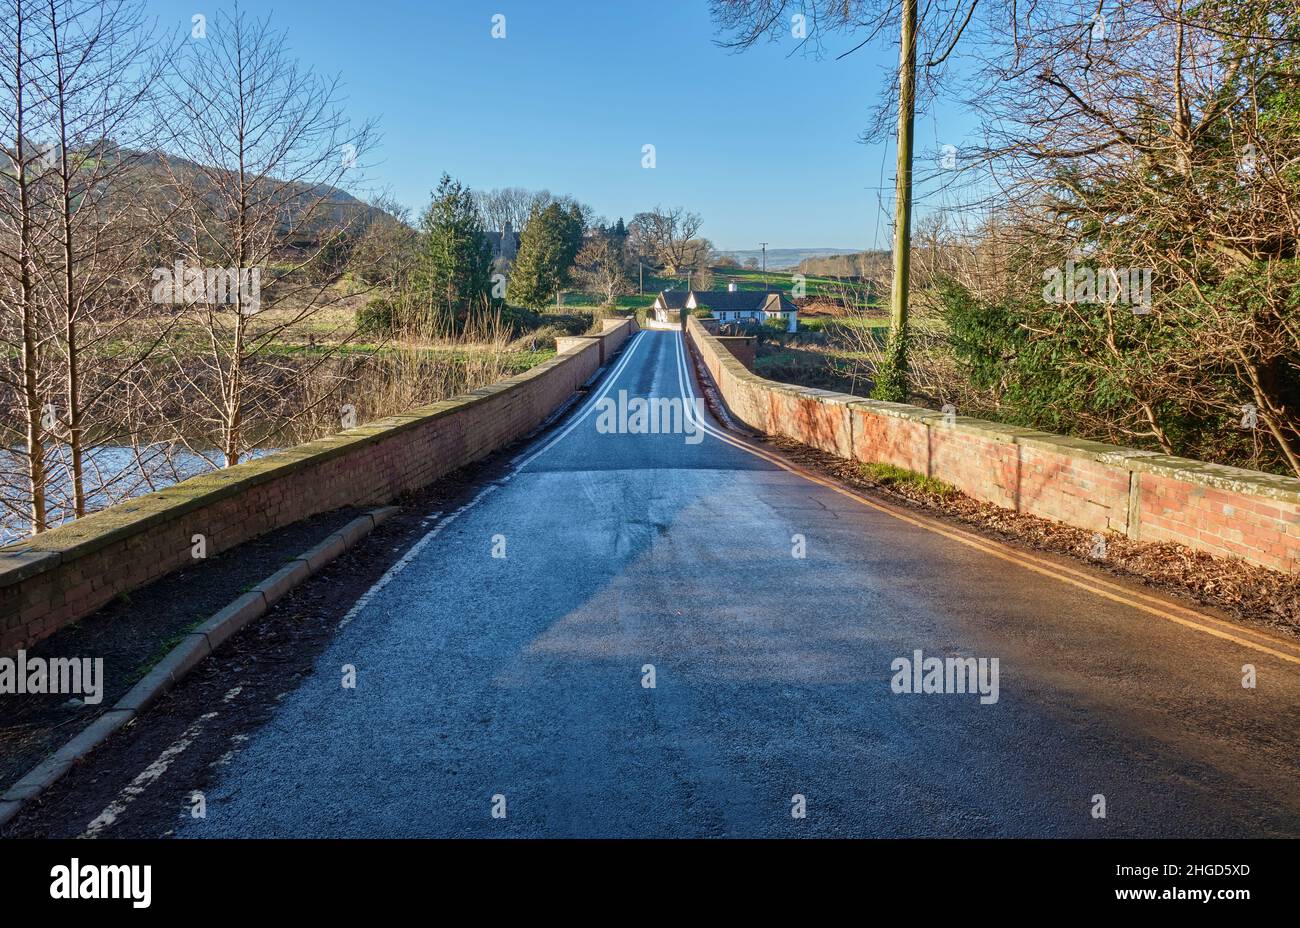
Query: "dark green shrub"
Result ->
[[356, 297, 399, 337]]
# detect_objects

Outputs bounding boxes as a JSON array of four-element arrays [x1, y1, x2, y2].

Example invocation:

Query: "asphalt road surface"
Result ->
[[33, 330, 1300, 837]]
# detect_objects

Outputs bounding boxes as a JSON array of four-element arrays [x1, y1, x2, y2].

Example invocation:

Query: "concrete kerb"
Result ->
[[253, 560, 312, 605], [0, 505, 398, 831], [194, 591, 267, 652], [115, 632, 212, 713]]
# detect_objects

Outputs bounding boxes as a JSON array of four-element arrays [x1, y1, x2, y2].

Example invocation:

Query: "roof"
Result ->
[[654, 290, 691, 309], [687, 290, 797, 314], [485, 226, 519, 260]]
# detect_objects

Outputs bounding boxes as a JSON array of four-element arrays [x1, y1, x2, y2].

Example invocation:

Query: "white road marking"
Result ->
[[512, 330, 647, 471], [672, 329, 1300, 667], [213, 733, 250, 769], [80, 331, 656, 838], [672, 329, 729, 443], [337, 330, 647, 630], [337, 484, 499, 629], [80, 710, 221, 839]]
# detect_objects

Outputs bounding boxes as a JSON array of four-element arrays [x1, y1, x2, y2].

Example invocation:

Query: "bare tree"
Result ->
[[349, 190, 419, 290], [968, 0, 1300, 473], [36, 0, 165, 518], [686, 239, 716, 290], [713, 0, 1003, 399], [474, 186, 534, 233], [711, 1, 992, 121], [629, 206, 704, 274], [574, 234, 632, 305], [151, 8, 374, 466], [474, 187, 595, 236], [527, 189, 595, 232], [0, 0, 58, 534]]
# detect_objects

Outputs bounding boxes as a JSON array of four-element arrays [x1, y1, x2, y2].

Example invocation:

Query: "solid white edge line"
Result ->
[[337, 484, 499, 629], [339, 329, 647, 629], [513, 330, 647, 471]]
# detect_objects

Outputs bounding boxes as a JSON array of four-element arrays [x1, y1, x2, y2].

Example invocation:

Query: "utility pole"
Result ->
[[877, 0, 917, 402], [639, 262, 643, 295], [760, 242, 769, 291]]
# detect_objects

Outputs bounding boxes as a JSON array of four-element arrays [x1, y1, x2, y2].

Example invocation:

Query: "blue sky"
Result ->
[[150, 0, 981, 250]]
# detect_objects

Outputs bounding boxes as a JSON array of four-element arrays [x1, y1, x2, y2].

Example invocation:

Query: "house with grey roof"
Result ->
[[650, 290, 691, 320], [652, 284, 798, 330]]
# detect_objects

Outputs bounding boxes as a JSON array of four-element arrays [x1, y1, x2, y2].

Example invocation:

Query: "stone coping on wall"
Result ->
[[686, 316, 1300, 534], [0, 329, 630, 594]]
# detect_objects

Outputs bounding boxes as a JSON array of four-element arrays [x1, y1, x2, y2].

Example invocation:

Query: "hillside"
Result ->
[[121, 146, 387, 245], [796, 250, 892, 277], [714, 247, 862, 271]]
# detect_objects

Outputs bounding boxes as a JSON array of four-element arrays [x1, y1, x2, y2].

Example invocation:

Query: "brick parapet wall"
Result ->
[[686, 316, 1300, 573], [0, 319, 636, 655]]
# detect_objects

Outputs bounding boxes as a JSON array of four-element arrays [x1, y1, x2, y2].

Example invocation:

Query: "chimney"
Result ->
[[728, 282, 737, 292]]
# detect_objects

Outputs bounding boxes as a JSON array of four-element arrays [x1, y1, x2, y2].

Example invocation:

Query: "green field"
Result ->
[[709, 266, 846, 296], [556, 290, 657, 310], [797, 315, 890, 333], [515, 262, 885, 327]]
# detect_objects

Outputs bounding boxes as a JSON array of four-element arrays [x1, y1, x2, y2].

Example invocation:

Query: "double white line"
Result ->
[[670, 327, 747, 448]]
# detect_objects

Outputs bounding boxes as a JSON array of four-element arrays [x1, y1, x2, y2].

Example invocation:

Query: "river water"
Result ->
[[1, 443, 275, 546]]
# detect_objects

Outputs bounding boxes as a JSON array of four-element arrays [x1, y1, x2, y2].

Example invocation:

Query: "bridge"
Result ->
[[1, 319, 1298, 837]]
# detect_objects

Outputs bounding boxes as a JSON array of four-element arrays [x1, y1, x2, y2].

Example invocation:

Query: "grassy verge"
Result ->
[[859, 462, 958, 498]]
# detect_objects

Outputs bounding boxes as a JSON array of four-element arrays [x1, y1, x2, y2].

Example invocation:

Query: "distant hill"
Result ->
[[796, 250, 892, 278], [123, 147, 385, 246], [714, 247, 862, 271]]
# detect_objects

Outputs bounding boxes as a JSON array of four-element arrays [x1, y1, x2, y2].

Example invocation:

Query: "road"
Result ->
[[40, 329, 1300, 837]]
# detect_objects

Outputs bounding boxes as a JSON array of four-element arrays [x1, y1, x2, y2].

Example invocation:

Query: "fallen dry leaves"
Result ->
[[768, 436, 1300, 642]]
